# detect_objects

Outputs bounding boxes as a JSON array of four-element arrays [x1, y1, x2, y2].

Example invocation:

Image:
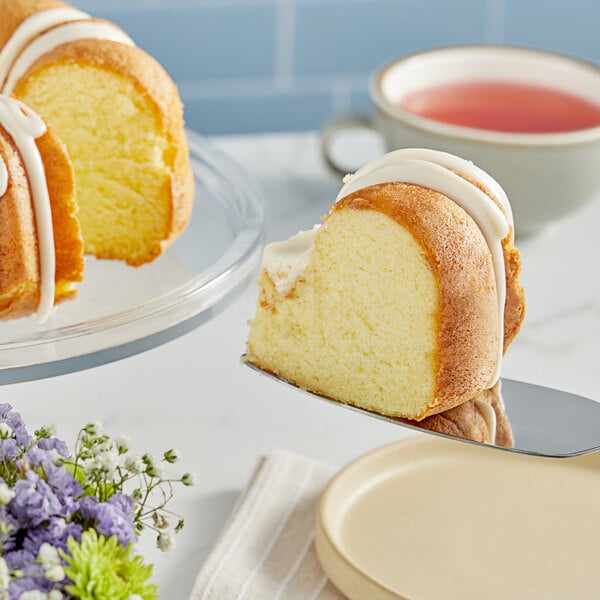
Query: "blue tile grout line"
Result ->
[[274, 0, 296, 86], [484, 0, 506, 44], [178, 73, 371, 98]]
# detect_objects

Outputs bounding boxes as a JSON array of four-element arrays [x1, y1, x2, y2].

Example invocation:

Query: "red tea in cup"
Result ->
[[399, 81, 600, 133]]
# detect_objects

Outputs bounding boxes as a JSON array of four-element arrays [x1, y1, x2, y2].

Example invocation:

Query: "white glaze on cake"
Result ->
[[262, 226, 320, 296], [474, 397, 497, 444], [337, 148, 513, 226], [0, 8, 89, 89], [0, 147, 7, 197], [0, 94, 54, 322], [0, 8, 135, 94]]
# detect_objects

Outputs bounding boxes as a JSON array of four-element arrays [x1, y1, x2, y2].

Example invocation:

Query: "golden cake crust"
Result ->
[[0, 119, 83, 319], [400, 382, 514, 448], [0, 0, 67, 48], [457, 172, 526, 350]]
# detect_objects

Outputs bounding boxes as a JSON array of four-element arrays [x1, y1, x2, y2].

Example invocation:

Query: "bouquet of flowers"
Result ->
[[0, 403, 195, 600]]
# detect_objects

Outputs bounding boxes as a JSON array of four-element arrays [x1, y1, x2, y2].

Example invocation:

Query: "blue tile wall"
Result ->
[[183, 88, 333, 135], [63, 0, 600, 135], [503, 0, 600, 63], [293, 1, 487, 75], [87, 6, 277, 81]]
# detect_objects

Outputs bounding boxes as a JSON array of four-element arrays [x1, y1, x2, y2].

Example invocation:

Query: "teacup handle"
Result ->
[[320, 112, 378, 176]]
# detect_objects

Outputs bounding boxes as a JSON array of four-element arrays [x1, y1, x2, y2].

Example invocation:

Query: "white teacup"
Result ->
[[321, 46, 600, 236]]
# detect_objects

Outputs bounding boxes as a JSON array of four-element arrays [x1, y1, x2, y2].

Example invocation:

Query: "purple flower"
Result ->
[[96, 494, 137, 546], [77, 495, 99, 520], [78, 493, 137, 547], [3, 550, 54, 599], [0, 406, 32, 449], [22, 516, 83, 555], [42, 463, 82, 514], [24, 446, 55, 469], [9, 573, 55, 599], [37, 436, 70, 459], [9, 471, 63, 527], [3, 548, 36, 571], [0, 438, 20, 461]]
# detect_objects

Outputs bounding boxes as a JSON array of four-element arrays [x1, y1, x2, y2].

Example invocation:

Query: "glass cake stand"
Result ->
[[0, 131, 266, 385]]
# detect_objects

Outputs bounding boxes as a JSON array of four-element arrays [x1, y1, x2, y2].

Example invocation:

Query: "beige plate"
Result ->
[[315, 436, 600, 600]]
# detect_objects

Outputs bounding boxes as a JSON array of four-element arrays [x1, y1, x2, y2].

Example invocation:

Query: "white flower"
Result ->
[[94, 440, 113, 455], [45, 564, 65, 583], [84, 421, 103, 436], [19, 592, 46, 600], [96, 449, 119, 474], [0, 557, 9, 590], [48, 591, 63, 600], [37, 543, 65, 581], [38, 423, 57, 437], [82, 457, 101, 474], [0, 482, 15, 505], [157, 532, 175, 552], [145, 458, 164, 479], [49, 448, 65, 466], [116, 435, 131, 454], [37, 543, 61, 568], [125, 455, 144, 474], [163, 449, 181, 464], [182, 472, 196, 487], [0, 422, 12, 439], [152, 512, 170, 529], [128, 595, 143, 600]]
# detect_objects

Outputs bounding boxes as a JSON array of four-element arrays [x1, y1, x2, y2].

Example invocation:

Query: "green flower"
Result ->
[[61, 530, 157, 600]]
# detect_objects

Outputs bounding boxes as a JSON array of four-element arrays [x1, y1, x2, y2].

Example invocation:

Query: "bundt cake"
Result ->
[[0, 0, 194, 266], [0, 93, 83, 321], [246, 148, 525, 443]]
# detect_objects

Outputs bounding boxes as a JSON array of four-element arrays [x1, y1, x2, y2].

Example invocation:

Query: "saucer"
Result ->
[[316, 436, 600, 599]]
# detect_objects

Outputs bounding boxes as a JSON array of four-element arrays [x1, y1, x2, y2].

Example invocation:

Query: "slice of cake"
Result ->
[[0, 0, 194, 266], [246, 149, 525, 440], [0, 94, 83, 321]]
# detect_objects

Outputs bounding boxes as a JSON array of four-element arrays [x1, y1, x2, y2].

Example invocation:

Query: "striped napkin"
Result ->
[[190, 448, 345, 600]]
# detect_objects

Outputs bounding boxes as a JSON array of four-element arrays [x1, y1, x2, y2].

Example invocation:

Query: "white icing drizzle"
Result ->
[[337, 149, 510, 387], [337, 148, 513, 227], [0, 151, 7, 197], [262, 227, 320, 296], [2, 19, 135, 94], [0, 8, 90, 90], [0, 95, 54, 321], [474, 397, 497, 444]]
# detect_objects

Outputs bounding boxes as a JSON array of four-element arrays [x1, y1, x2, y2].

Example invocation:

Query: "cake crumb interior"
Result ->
[[18, 63, 171, 266], [248, 208, 440, 419]]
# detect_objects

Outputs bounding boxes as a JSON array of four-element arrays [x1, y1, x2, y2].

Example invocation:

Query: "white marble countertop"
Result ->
[[3, 131, 600, 598]]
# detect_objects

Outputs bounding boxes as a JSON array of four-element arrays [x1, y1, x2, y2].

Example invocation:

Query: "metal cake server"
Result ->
[[243, 359, 600, 458]]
